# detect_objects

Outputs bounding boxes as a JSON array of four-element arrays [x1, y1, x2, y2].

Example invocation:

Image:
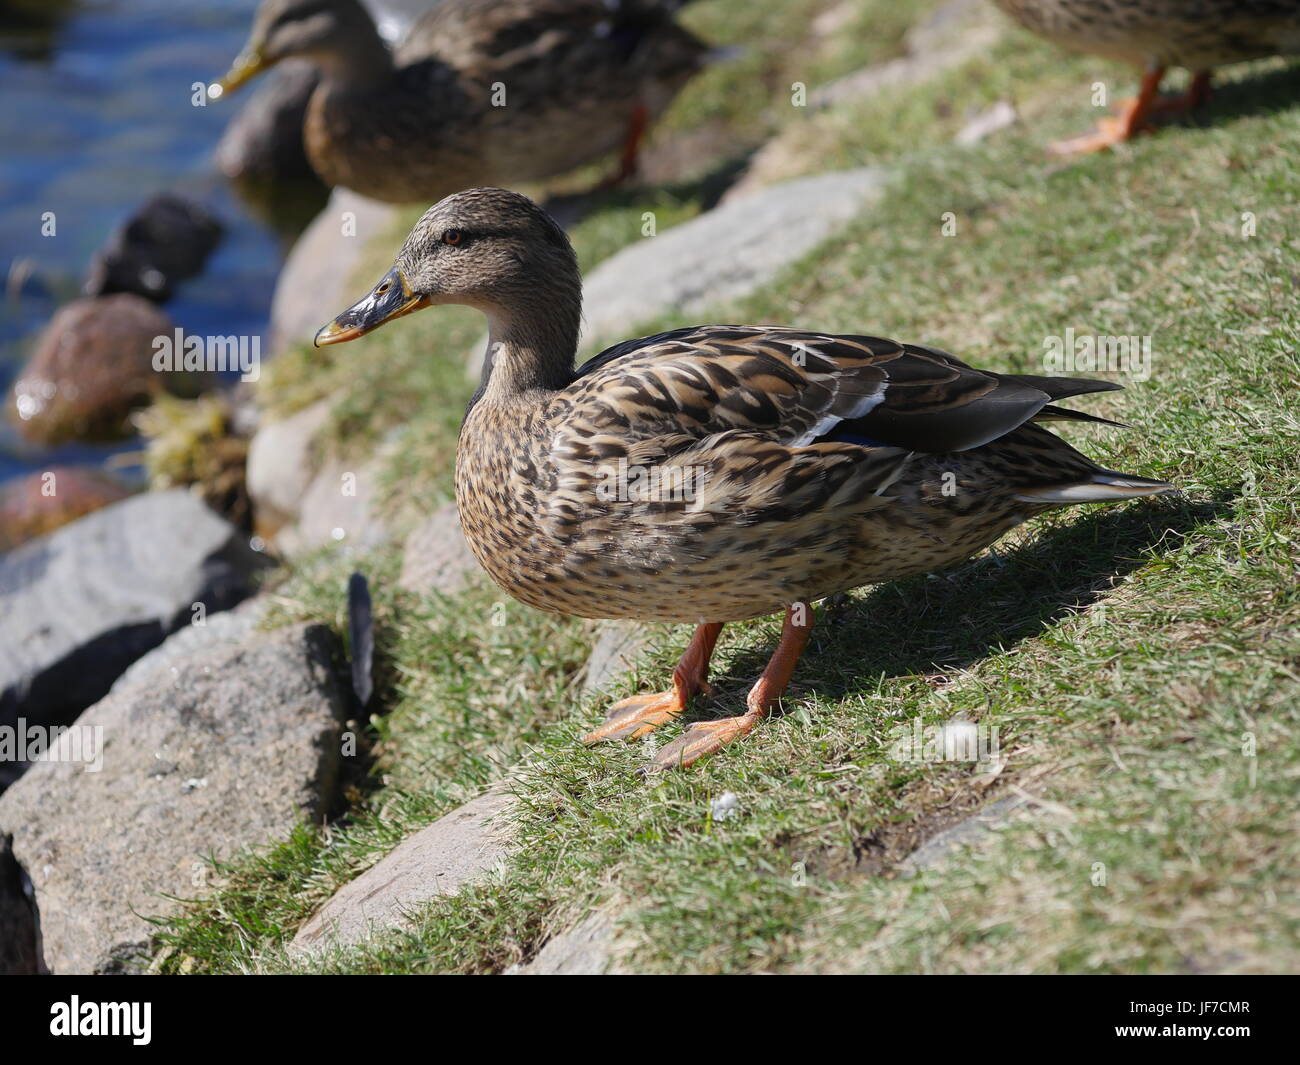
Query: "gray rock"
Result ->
[[727, 0, 1003, 197], [110, 596, 269, 695], [0, 624, 349, 974], [0, 489, 264, 734], [292, 786, 512, 956], [509, 910, 624, 975], [581, 621, 655, 698], [900, 795, 1029, 874], [275, 456, 388, 554], [398, 502, 480, 595], [812, 0, 998, 111], [954, 100, 1018, 146], [467, 169, 889, 379], [583, 167, 888, 334], [245, 399, 332, 527], [270, 188, 395, 353]]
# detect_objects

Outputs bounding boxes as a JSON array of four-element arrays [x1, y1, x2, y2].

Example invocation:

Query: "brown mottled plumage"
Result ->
[[216, 0, 707, 202], [316, 188, 1174, 770], [991, 0, 1300, 152]]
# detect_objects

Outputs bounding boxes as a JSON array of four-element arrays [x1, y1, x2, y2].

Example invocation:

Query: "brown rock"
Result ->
[[10, 294, 176, 444], [0, 466, 134, 552]]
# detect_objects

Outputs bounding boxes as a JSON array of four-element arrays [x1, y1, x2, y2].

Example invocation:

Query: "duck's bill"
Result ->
[[213, 50, 269, 96], [315, 268, 425, 346]]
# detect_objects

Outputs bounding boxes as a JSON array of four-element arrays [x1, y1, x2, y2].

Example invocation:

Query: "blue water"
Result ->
[[0, 0, 286, 483]]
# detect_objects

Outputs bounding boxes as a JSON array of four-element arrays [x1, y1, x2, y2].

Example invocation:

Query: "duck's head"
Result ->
[[214, 0, 379, 96], [315, 187, 580, 347]]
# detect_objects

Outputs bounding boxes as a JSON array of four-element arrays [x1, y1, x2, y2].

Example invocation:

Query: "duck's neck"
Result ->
[[476, 296, 582, 404], [313, 12, 393, 89]]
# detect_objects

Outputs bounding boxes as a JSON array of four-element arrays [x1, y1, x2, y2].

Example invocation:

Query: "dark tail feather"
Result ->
[[1032, 404, 1129, 429], [998, 373, 1124, 401]]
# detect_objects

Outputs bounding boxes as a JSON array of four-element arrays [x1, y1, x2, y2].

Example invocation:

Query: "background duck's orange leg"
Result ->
[[1049, 66, 1166, 155], [647, 603, 813, 772], [1187, 70, 1212, 110], [595, 103, 649, 189], [583, 621, 723, 743], [1147, 69, 1212, 115]]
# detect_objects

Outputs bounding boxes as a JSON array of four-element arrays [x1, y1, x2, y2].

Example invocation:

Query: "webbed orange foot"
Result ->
[[582, 621, 723, 745], [583, 687, 698, 743], [641, 602, 813, 774], [1049, 66, 1167, 156], [642, 711, 760, 772], [1049, 111, 1151, 155]]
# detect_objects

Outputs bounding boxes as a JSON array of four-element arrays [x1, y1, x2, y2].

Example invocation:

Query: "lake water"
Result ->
[[0, 0, 290, 484]]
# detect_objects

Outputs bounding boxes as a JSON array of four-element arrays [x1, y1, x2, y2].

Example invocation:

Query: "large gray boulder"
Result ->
[[0, 489, 264, 735], [110, 596, 269, 695], [0, 623, 349, 974], [274, 455, 389, 554], [578, 167, 888, 343]]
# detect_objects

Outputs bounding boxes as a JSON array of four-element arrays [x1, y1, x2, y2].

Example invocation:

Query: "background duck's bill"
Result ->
[[315, 268, 421, 346], [214, 50, 268, 96]]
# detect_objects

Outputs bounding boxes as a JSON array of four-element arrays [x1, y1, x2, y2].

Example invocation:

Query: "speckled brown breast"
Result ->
[[992, 0, 1300, 69]]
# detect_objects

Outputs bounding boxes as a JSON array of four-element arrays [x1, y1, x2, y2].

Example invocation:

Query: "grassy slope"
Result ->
[[155, 0, 1300, 974]]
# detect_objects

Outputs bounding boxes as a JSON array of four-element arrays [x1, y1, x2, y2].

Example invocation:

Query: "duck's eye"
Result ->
[[375, 280, 391, 295], [442, 228, 463, 247]]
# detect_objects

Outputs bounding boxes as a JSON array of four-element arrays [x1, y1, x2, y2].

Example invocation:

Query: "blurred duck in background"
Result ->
[[990, 0, 1300, 153], [213, 0, 710, 202]]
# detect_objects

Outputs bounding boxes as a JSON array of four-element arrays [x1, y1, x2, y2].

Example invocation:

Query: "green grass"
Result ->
[[156, 0, 1300, 974]]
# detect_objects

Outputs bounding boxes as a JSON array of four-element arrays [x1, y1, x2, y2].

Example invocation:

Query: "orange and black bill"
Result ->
[[315, 268, 424, 346]]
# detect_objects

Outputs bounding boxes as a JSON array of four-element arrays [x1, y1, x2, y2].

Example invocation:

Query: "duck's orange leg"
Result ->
[[583, 621, 723, 743], [1049, 65, 1166, 155], [646, 603, 813, 772]]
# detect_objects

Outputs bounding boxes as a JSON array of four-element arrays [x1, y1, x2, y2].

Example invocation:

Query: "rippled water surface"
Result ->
[[0, 0, 287, 482]]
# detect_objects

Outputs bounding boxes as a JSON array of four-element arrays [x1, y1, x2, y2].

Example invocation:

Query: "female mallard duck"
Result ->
[[315, 187, 1173, 771], [991, 0, 1300, 153], [215, 0, 707, 202]]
